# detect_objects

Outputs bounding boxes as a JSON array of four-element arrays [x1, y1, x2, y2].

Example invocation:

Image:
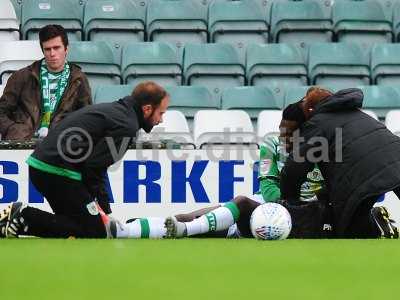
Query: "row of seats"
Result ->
[[141, 109, 281, 149], [2, 81, 396, 124], [1, 81, 399, 146], [140, 108, 400, 149], [3, 0, 400, 53], [93, 85, 400, 124], [2, 40, 400, 100], [2, 81, 396, 118], [0, 41, 400, 98]]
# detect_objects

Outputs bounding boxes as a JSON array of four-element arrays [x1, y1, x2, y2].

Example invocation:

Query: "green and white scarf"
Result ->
[[38, 60, 70, 136]]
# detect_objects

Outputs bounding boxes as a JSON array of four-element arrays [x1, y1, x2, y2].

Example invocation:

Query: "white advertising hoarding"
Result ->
[[1, 149, 399, 223], [0, 149, 260, 221]]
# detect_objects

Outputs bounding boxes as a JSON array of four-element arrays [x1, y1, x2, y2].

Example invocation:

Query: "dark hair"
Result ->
[[282, 101, 305, 124], [39, 24, 69, 50], [132, 81, 168, 107]]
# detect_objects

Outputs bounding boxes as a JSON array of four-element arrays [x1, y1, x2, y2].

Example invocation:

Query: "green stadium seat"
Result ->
[[165, 85, 219, 129], [332, 0, 393, 48], [271, 0, 332, 47], [83, 0, 145, 49], [246, 43, 308, 102], [371, 43, 400, 85], [308, 43, 370, 88], [283, 84, 341, 107], [392, 86, 400, 101], [94, 84, 134, 104], [221, 87, 281, 125], [131, 0, 151, 9], [21, 0, 84, 40], [372, 0, 398, 19], [394, 2, 400, 42], [357, 85, 400, 120], [184, 43, 245, 102], [121, 42, 182, 86], [67, 41, 122, 90], [284, 86, 310, 107], [208, 0, 270, 61], [0, 0, 20, 41], [9, 0, 22, 22], [147, 0, 208, 58]]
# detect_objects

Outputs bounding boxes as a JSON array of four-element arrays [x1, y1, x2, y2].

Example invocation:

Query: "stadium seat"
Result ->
[[0, 40, 43, 84], [358, 86, 400, 120], [184, 43, 245, 102], [332, 0, 393, 47], [371, 43, 400, 86], [361, 109, 379, 120], [221, 87, 281, 126], [246, 43, 308, 102], [165, 85, 219, 129], [308, 43, 370, 88], [131, 0, 151, 8], [121, 42, 182, 86], [208, 0, 269, 61], [373, 0, 398, 17], [147, 0, 208, 58], [94, 84, 134, 104], [21, 0, 84, 40], [270, 0, 332, 47], [83, 0, 145, 48], [67, 41, 122, 88], [394, 1, 400, 42], [385, 110, 400, 135], [67, 41, 121, 89], [0, 0, 20, 41], [194, 110, 257, 149], [284, 86, 310, 107], [392, 86, 400, 102], [138, 110, 194, 148], [283, 85, 342, 107], [9, 0, 22, 22], [257, 110, 282, 139]]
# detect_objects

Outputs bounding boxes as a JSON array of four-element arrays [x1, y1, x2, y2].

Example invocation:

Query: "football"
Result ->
[[250, 203, 292, 240]]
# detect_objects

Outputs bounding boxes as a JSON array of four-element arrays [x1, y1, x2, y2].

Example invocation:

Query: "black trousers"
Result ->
[[22, 167, 107, 238]]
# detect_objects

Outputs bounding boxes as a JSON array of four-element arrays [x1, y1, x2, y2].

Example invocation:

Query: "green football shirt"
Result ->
[[257, 135, 324, 202]]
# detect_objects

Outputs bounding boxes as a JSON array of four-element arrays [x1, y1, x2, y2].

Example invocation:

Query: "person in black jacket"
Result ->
[[280, 87, 400, 238], [0, 81, 169, 238]]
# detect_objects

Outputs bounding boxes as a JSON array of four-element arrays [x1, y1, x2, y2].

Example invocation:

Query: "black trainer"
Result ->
[[0, 202, 26, 238], [371, 206, 399, 239]]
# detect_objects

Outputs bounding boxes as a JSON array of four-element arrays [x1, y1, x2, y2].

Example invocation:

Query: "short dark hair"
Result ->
[[39, 24, 69, 50], [282, 101, 305, 124], [132, 81, 168, 107]]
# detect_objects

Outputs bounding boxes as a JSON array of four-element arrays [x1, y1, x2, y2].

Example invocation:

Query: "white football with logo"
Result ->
[[250, 203, 292, 240]]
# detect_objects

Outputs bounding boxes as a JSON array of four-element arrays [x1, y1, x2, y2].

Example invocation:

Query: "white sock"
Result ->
[[147, 217, 167, 238], [116, 217, 166, 239], [185, 202, 240, 236]]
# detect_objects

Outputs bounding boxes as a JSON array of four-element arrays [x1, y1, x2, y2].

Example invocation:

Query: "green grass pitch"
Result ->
[[1, 239, 399, 300]]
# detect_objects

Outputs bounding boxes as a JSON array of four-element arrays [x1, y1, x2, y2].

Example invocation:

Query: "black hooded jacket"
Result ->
[[280, 88, 400, 235], [30, 96, 150, 214]]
